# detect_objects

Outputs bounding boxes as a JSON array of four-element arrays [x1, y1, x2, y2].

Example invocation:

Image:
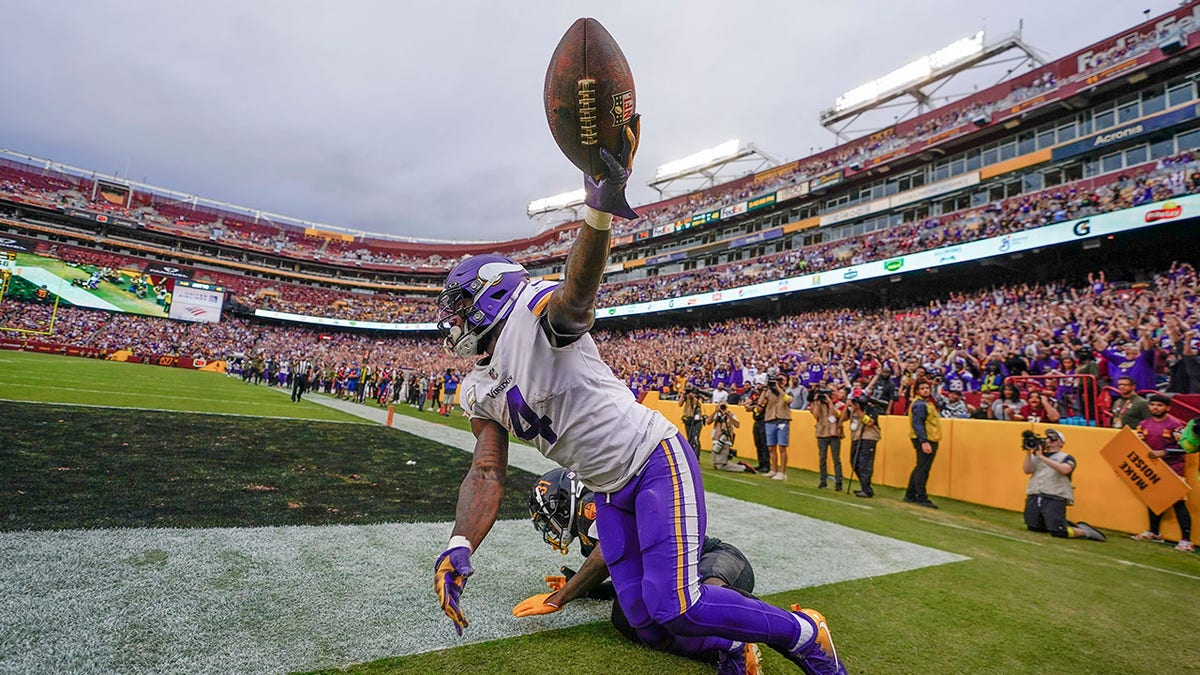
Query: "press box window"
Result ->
[[1116, 96, 1140, 124], [1124, 145, 1147, 166], [1167, 81, 1194, 107]]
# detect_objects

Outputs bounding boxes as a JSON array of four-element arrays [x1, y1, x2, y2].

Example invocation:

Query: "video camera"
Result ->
[[1021, 430, 1048, 452]]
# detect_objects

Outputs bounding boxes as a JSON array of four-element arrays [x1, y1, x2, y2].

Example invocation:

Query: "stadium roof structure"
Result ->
[[647, 139, 781, 198], [820, 29, 1048, 143]]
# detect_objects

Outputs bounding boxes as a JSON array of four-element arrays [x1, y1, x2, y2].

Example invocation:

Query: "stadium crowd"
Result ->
[[6, 262, 1199, 422], [595, 151, 1200, 307], [12, 149, 1200, 326]]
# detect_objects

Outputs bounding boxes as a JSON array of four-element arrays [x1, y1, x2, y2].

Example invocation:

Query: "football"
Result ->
[[544, 17, 637, 178]]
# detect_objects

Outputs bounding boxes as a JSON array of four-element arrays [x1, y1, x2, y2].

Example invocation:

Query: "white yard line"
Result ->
[[706, 474, 760, 486], [788, 490, 874, 510], [1114, 558, 1200, 580], [918, 518, 1045, 545]]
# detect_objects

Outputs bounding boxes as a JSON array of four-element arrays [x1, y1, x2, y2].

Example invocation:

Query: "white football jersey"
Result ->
[[460, 280, 678, 493]]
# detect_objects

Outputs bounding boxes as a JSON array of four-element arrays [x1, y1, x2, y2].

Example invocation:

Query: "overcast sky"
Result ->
[[0, 1, 1182, 241]]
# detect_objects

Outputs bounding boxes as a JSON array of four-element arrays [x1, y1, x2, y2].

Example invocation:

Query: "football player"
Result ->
[[433, 117, 845, 674], [515, 468, 760, 670]]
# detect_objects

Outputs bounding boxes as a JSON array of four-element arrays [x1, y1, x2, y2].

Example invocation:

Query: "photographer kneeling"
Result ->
[[706, 403, 754, 473], [1021, 428, 1106, 541]]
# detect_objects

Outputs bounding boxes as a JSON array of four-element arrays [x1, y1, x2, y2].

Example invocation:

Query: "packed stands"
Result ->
[[4, 264, 1199, 410], [2, 4, 1200, 338]]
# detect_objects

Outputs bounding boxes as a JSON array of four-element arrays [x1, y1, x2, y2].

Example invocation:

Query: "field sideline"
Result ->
[[2, 351, 1200, 673]]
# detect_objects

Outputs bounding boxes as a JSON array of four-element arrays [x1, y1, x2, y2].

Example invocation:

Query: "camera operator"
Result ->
[[749, 384, 771, 473], [679, 389, 705, 454], [705, 403, 753, 473], [761, 375, 794, 481], [1021, 428, 1106, 541], [840, 395, 882, 498], [810, 385, 843, 490]]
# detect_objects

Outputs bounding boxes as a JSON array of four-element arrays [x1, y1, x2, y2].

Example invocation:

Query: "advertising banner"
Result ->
[[728, 228, 783, 250], [595, 194, 1199, 320], [254, 308, 437, 332], [721, 201, 750, 219], [1051, 103, 1200, 161], [808, 171, 843, 192], [144, 262, 193, 280], [0, 234, 34, 252], [168, 281, 225, 324], [775, 182, 810, 203], [747, 193, 777, 211]]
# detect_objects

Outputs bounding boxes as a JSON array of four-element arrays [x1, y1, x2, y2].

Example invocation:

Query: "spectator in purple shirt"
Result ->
[[1095, 329, 1157, 392]]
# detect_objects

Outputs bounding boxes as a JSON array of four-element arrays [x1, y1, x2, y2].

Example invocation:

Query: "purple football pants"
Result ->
[[595, 433, 803, 654]]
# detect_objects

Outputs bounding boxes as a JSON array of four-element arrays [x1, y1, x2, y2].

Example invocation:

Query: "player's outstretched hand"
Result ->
[[433, 545, 474, 635], [512, 592, 562, 617], [584, 114, 641, 219]]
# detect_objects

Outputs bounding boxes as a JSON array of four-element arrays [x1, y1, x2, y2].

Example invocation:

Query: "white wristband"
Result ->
[[584, 206, 612, 231], [447, 535, 473, 552]]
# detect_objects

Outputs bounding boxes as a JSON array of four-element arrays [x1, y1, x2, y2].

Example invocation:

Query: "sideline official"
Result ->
[[905, 381, 940, 508]]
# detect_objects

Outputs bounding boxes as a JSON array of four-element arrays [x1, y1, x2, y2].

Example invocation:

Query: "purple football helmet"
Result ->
[[438, 254, 529, 357]]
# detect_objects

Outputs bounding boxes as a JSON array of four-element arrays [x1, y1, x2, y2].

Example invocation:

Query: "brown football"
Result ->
[[544, 17, 637, 178]]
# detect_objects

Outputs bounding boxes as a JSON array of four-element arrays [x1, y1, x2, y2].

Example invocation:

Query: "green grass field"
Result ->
[[0, 350, 359, 419], [2, 350, 1200, 674]]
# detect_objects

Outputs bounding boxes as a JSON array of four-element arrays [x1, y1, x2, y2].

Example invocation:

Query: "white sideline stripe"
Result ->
[[918, 518, 1045, 545], [707, 474, 760, 486], [1115, 558, 1200, 580], [789, 490, 873, 510], [0, 397, 370, 424]]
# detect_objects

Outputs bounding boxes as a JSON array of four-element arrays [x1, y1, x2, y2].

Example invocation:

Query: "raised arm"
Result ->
[[546, 116, 641, 339], [434, 417, 510, 635]]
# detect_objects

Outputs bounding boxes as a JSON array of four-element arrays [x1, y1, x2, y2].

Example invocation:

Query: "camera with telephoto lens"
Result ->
[[712, 403, 729, 424], [853, 394, 887, 415], [813, 386, 833, 401], [1021, 430, 1047, 452]]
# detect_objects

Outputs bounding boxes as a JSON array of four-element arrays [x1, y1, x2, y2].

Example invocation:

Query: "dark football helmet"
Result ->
[[529, 467, 587, 554]]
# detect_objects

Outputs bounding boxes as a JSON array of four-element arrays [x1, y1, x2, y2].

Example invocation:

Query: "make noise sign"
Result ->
[[1099, 427, 1190, 515]]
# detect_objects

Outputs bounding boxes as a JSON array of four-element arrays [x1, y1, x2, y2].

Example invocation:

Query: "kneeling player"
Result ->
[[515, 468, 770, 670]]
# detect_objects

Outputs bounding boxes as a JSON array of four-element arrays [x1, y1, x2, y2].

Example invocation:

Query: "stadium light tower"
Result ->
[[527, 188, 586, 229], [819, 28, 1047, 142], [648, 139, 780, 199]]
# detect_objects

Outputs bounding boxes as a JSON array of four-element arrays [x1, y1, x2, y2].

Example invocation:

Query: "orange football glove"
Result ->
[[544, 575, 567, 592], [512, 593, 562, 617]]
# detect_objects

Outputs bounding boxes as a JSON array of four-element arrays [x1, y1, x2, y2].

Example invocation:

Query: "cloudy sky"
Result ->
[[0, 1, 1181, 241]]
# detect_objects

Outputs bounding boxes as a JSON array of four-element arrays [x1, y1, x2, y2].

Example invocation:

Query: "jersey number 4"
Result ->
[[506, 386, 558, 444]]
